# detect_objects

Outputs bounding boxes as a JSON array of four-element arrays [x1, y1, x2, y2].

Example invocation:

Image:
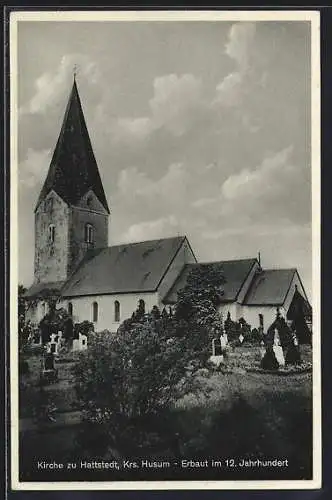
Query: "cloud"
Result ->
[[215, 22, 257, 107], [120, 215, 181, 243], [220, 146, 296, 206], [117, 162, 187, 203], [113, 73, 203, 141], [191, 145, 310, 229], [202, 221, 310, 241], [215, 72, 243, 106], [18, 148, 51, 188], [19, 54, 101, 116], [225, 22, 257, 70], [116, 117, 154, 141], [149, 73, 203, 135]]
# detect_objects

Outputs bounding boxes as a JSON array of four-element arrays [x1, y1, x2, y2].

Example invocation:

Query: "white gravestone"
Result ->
[[47, 333, 60, 355], [220, 333, 228, 347], [272, 330, 285, 367], [259, 340, 266, 360], [72, 332, 88, 352]]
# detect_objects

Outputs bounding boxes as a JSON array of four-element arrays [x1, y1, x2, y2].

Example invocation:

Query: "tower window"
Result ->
[[68, 302, 73, 316], [85, 223, 94, 244], [87, 196, 93, 207], [48, 224, 55, 243], [92, 301, 98, 323], [114, 300, 120, 322]]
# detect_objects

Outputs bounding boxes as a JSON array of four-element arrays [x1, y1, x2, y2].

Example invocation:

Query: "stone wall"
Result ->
[[68, 204, 108, 276], [34, 191, 70, 283], [34, 189, 109, 283]]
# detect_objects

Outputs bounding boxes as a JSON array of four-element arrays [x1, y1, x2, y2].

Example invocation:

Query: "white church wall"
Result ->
[[158, 238, 197, 301], [219, 303, 241, 323], [219, 302, 284, 331], [238, 305, 285, 331], [60, 291, 160, 333]]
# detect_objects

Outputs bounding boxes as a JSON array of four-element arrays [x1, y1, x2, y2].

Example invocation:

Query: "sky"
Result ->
[[16, 19, 313, 299]]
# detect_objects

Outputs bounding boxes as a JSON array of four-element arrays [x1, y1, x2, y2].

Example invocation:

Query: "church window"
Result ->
[[46, 197, 53, 212], [87, 196, 93, 207], [139, 299, 145, 314], [259, 314, 264, 331], [92, 301, 98, 322], [114, 300, 120, 322], [68, 302, 73, 316], [48, 224, 55, 243], [85, 223, 94, 244]]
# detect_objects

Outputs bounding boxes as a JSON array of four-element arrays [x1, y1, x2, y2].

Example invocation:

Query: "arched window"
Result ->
[[139, 299, 145, 312], [114, 300, 120, 322], [68, 302, 73, 316], [85, 223, 94, 244], [259, 313, 264, 331], [48, 224, 55, 243], [92, 301, 98, 323]]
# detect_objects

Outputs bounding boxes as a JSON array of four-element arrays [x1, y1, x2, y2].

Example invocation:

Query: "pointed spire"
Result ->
[[35, 79, 110, 213]]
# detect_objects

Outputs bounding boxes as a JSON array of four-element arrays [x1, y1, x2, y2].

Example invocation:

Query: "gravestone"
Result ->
[[44, 352, 55, 371], [272, 330, 285, 367], [259, 340, 266, 360], [210, 338, 224, 366], [72, 332, 88, 352]]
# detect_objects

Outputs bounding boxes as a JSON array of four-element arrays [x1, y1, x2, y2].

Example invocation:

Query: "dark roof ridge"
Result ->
[[184, 257, 257, 265], [259, 267, 297, 272]]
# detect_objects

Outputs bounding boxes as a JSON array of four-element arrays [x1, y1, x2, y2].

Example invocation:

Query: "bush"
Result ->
[[73, 324, 198, 453], [74, 320, 94, 340]]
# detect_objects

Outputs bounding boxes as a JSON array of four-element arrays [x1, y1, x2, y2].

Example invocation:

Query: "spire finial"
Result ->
[[73, 64, 78, 81]]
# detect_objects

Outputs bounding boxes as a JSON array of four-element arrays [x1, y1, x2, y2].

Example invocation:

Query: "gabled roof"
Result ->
[[61, 236, 188, 297], [164, 258, 257, 304], [243, 269, 297, 306], [35, 79, 109, 213]]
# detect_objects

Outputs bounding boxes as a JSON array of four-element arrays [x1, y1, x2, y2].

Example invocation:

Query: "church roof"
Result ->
[[35, 79, 110, 213], [164, 258, 257, 304], [243, 269, 297, 306], [24, 281, 66, 299], [61, 236, 189, 297]]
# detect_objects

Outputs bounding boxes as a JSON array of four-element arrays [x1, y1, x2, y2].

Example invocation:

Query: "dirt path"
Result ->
[[20, 410, 82, 432]]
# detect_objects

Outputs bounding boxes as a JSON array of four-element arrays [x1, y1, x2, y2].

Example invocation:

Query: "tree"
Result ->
[[18, 285, 33, 350], [174, 264, 225, 362], [18, 284, 27, 319], [39, 307, 72, 344]]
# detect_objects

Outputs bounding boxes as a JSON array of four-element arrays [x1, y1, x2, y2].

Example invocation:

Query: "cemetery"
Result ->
[[18, 296, 312, 482]]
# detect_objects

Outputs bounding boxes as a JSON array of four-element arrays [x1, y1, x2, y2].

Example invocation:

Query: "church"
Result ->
[[24, 79, 312, 336]]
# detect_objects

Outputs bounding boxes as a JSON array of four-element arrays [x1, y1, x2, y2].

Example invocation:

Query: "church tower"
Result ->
[[34, 78, 110, 286]]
